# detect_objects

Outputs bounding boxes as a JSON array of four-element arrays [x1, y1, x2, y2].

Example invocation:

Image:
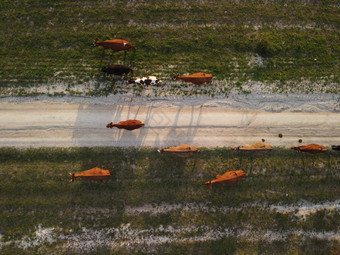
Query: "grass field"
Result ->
[[0, 0, 339, 96], [0, 147, 339, 254], [1, 1, 339, 253]]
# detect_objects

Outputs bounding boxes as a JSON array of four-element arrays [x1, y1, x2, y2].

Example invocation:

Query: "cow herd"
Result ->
[[70, 139, 338, 188], [78, 117, 339, 189], [79, 37, 340, 188], [93, 38, 212, 86]]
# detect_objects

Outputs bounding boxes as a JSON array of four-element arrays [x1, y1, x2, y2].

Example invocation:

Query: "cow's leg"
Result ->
[[145, 79, 151, 85], [109, 50, 115, 64], [123, 51, 127, 64], [99, 49, 105, 71]]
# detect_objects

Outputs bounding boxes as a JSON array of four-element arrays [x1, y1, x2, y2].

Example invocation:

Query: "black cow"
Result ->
[[101, 65, 133, 76], [332, 145, 340, 151]]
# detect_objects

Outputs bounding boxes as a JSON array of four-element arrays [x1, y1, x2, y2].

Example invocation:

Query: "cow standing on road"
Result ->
[[106, 120, 144, 131]]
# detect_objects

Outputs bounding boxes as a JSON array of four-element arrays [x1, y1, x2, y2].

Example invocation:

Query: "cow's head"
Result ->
[[128, 45, 136, 51], [172, 75, 179, 80], [106, 122, 114, 128], [101, 67, 109, 73], [204, 180, 213, 190], [128, 79, 135, 84]]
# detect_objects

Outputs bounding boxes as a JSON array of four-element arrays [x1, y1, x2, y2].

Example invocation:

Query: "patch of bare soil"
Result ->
[[0, 100, 339, 147]]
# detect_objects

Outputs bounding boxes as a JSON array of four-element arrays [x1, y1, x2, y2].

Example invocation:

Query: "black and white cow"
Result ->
[[128, 76, 160, 85]]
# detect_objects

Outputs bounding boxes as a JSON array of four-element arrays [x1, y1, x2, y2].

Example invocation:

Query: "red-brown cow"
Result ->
[[291, 144, 328, 154], [205, 170, 246, 189], [106, 120, 144, 131], [232, 142, 273, 154], [158, 144, 200, 157], [93, 38, 135, 52], [70, 167, 111, 182], [172, 73, 212, 85]]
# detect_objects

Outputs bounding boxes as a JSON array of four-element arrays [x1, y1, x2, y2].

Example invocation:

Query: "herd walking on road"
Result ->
[[67, 37, 340, 187]]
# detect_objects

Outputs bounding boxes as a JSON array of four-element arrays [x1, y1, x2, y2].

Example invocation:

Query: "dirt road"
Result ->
[[1, 101, 339, 148]]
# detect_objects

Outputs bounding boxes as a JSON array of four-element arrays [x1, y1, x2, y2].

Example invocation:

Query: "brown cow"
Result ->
[[291, 144, 328, 154], [158, 144, 200, 157], [172, 73, 212, 85], [205, 170, 246, 189], [232, 142, 273, 154], [93, 38, 135, 52], [70, 167, 111, 182], [106, 120, 144, 131]]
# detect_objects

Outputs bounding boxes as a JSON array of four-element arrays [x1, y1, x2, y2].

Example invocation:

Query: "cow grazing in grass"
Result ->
[[291, 144, 328, 154], [106, 120, 144, 131], [172, 73, 212, 85], [102, 65, 133, 76], [158, 144, 200, 158], [232, 142, 273, 154], [128, 76, 160, 85], [93, 38, 135, 52], [70, 167, 111, 182], [205, 170, 246, 189]]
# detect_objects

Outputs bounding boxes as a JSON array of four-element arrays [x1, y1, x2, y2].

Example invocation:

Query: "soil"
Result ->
[[0, 95, 339, 147]]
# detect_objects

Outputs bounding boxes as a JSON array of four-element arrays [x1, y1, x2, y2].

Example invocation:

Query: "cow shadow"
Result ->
[[159, 105, 204, 148], [98, 49, 136, 68]]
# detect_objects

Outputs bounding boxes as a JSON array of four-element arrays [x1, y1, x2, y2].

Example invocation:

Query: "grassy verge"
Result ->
[[0, 0, 339, 95], [0, 147, 339, 254]]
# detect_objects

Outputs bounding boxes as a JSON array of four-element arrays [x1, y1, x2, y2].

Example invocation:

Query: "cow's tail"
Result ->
[[93, 38, 99, 47], [172, 75, 179, 81]]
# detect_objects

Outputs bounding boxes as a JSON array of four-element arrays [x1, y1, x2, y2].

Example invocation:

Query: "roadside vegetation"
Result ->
[[0, 147, 339, 254], [0, 0, 339, 96]]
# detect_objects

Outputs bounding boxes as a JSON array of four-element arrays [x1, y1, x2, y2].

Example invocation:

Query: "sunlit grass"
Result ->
[[0, 1, 339, 95]]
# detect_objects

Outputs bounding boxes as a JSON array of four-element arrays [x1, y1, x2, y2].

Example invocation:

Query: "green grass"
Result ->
[[0, 0, 339, 95], [0, 147, 339, 254]]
